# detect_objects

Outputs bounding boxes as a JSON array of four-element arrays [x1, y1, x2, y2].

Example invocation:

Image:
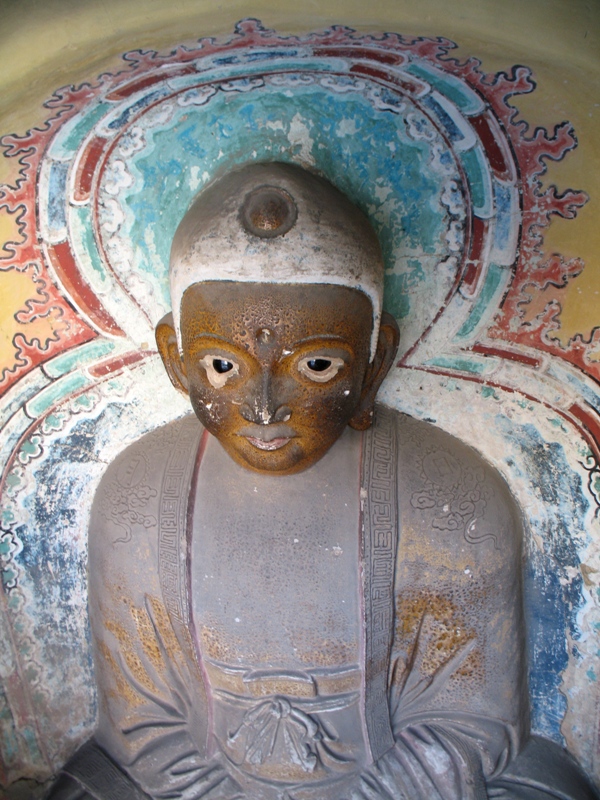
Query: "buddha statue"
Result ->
[[47, 163, 598, 800]]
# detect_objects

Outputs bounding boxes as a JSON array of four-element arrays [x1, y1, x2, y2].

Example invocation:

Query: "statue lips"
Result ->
[[247, 438, 289, 451], [238, 424, 297, 451]]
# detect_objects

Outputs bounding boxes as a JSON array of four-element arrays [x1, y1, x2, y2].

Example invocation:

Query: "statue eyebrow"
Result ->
[[187, 333, 249, 355], [292, 334, 350, 347], [190, 333, 235, 345]]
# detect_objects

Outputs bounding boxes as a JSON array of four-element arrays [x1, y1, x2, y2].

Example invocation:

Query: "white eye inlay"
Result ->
[[298, 356, 345, 383], [199, 354, 240, 388]]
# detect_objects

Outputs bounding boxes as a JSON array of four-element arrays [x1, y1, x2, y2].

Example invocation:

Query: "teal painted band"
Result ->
[[455, 263, 505, 339], [26, 372, 90, 418], [425, 355, 488, 375], [60, 103, 113, 155], [460, 146, 493, 217], [42, 339, 117, 378], [406, 62, 484, 115]]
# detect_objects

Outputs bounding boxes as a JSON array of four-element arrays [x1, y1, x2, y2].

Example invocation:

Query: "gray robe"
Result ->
[[48, 409, 598, 800]]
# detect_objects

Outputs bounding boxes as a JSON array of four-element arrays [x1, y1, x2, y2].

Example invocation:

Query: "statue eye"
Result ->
[[198, 354, 240, 388], [213, 359, 233, 374], [306, 358, 331, 372], [298, 356, 345, 383]]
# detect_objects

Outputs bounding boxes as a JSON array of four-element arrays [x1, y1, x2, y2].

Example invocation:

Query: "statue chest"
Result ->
[[190, 427, 363, 673], [189, 429, 369, 792]]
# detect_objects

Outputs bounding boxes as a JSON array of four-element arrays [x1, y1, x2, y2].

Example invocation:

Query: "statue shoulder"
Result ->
[[88, 415, 202, 593], [390, 410, 523, 558], [388, 410, 528, 726]]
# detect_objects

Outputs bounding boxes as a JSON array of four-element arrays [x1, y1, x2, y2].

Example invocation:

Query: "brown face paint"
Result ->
[[180, 281, 373, 475]]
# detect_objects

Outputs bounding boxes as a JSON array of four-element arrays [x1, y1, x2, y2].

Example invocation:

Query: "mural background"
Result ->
[[0, 0, 598, 795]]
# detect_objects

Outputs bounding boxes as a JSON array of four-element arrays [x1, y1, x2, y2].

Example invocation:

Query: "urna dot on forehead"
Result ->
[[169, 162, 385, 360]]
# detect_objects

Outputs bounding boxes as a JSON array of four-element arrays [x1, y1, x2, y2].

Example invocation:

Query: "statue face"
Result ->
[[177, 281, 374, 474]]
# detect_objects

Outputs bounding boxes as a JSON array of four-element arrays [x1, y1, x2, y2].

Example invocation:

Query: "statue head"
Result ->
[[156, 162, 399, 474]]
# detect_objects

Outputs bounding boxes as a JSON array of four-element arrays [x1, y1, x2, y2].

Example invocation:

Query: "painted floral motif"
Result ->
[[411, 449, 493, 545]]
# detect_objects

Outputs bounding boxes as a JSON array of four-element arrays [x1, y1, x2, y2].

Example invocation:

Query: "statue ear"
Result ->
[[349, 311, 399, 431], [155, 312, 189, 395]]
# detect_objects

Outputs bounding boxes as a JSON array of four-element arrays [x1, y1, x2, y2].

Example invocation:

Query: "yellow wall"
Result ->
[[0, 0, 598, 347]]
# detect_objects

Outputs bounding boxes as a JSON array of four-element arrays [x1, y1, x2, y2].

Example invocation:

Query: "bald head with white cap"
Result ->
[[158, 162, 398, 474], [169, 162, 385, 361]]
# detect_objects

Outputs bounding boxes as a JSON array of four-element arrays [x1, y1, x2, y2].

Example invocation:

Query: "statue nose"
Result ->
[[239, 402, 292, 425], [239, 374, 291, 425]]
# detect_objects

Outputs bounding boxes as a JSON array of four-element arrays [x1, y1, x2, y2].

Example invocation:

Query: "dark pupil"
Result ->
[[307, 358, 331, 372], [213, 359, 233, 374]]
